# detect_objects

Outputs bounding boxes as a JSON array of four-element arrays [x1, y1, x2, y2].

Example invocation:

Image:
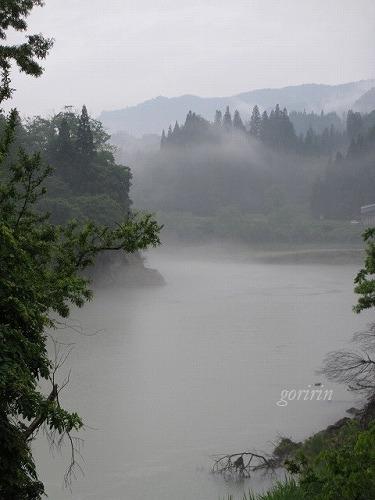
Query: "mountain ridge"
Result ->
[[100, 79, 375, 137]]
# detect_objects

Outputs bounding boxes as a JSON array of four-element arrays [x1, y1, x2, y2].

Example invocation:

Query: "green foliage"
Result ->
[[0, 108, 161, 497], [0, 0, 54, 102], [297, 423, 375, 499], [354, 227, 375, 312], [0, 105, 133, 224]]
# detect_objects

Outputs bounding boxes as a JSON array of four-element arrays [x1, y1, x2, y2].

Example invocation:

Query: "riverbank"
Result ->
[[148, 239, 364, 266], [234, 397, 375, 499], [153, 210, 364, 249]]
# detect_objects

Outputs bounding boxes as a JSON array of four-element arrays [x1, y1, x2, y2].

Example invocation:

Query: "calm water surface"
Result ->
[[35, 248, 370, 499]]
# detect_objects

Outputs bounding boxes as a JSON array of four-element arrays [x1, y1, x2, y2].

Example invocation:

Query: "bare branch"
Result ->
[[210, 450, 278, 479]]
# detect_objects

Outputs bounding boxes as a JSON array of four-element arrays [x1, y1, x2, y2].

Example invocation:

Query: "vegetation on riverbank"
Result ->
[[226, 416, 375, 499], [157, 209, 363, 248]]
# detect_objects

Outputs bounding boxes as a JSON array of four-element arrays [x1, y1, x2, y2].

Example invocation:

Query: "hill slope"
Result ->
[[99, 79, 375, 136], [354, 87, 375, 112]]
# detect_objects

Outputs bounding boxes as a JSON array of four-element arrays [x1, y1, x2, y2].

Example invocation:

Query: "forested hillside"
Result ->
[[1, 106, 133, 225], [131, 104, 375, 244], [312, 111, 375, 218]]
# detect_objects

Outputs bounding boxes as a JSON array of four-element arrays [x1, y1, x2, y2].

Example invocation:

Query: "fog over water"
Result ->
[[35, 246, 370, 500]]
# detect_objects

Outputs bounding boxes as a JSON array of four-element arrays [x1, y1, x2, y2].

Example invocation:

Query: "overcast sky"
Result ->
[[6, 0, 375, 117]]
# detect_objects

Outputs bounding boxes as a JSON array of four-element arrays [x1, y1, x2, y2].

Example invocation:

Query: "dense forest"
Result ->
[[312, 111, 375, 218], [129, 104, 375, 244], [0, 106, 133, 225], [161, 105, 375, 157], [161, 105, 347, 156]]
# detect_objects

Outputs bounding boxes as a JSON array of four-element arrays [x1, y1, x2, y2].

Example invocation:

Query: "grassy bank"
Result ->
[[155, 209, 363, 248]]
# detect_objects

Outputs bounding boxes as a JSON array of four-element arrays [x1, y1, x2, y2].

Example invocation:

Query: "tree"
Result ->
[[173, 121, 180, 134], [0, 113, 161, 497], [54, 118, 74, 174], [214, 109, 222, 127], [353, 228, 375, 313], [223, 105, 232, 132], [249, 105, 261, 138], [0, 0, 53, 103], [160, 129, 166, 148], [347, 110, 363, 141], [260, 110, 269, 143], [233, 109, 246, 133], [76, 105, 94, 161], [0, 2, 162, 498]]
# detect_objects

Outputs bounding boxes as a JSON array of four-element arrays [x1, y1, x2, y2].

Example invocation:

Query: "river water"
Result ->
[[35, 247, 370, 499]]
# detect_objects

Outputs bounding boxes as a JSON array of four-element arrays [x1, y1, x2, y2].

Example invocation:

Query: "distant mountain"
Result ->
[[354, 87, 375, 113], [99, 79, 375, 136]]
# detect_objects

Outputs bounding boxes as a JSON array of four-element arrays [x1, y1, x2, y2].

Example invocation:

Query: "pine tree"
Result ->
[[280, 107, 297, 150], [56, 118, 73, 157], [173, 121, 180, 134], [53, 117, 74, 178], [346, 110, 363, 141], [233, 110, 246, 133], [214, 110, 222, 127], [76, 105, 94, 162], [160, 129, 166, 148], [249, 105, 261, 138], [304, 127, 317, 155], [223, 106, 232, 132], [260, 110, 269, 143]]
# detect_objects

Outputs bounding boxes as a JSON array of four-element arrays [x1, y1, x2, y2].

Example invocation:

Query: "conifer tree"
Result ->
[[233, 110, 246, 133], [214, 109, 222, 127], [223, 105, 232, 132], [76, 105, 94, 162], [346, 110, 363, 141], [53, 117, 74, 178], [249, 105, 261, 138], [260, 110, 269, 143], [160, 129, 166, 148]]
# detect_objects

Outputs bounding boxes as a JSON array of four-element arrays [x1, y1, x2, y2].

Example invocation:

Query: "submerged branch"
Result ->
[[210, 450, 278, 479]]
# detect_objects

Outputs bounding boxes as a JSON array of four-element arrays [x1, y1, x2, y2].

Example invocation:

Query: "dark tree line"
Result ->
[[157, 104, 375, 222], [289, 110, 343, 136], [161, 104, 347, 156], [311, 122, 375, 219]]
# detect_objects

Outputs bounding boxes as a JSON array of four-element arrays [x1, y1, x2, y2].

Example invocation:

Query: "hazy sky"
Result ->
[[6, 0, 375, 117]]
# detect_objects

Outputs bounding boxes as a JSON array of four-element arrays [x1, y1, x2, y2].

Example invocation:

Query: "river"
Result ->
[[35, 246, 370, 499]]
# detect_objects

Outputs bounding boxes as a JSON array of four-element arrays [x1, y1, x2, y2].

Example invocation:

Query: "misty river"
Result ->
[[35, 247, 370, 500]]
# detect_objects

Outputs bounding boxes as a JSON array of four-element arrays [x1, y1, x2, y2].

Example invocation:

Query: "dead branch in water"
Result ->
[[211, 451, 278, 479]]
